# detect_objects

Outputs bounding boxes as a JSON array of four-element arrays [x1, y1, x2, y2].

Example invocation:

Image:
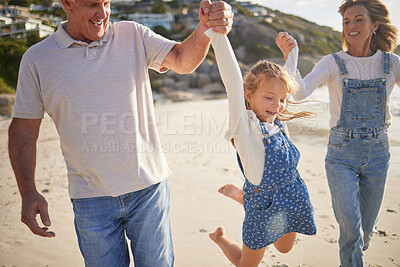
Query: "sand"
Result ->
[[0, 98, 399, 266]]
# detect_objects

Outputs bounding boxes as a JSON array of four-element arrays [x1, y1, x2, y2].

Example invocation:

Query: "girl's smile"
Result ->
[[245, 77, 288, 123]]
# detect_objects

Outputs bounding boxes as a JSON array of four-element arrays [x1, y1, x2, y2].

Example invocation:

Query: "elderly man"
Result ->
[[8, 0, 233, 266]]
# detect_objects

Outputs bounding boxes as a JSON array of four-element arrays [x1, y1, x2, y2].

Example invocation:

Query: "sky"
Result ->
[[251, 0, 400, 33]]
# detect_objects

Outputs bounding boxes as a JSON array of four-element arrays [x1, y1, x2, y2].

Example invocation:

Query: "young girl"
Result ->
[[204, 28, 317, 266]]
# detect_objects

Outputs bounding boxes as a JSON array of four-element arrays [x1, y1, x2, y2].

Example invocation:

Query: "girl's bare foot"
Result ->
[[218, 184, 244, 205], [209, 227, 225, 244]]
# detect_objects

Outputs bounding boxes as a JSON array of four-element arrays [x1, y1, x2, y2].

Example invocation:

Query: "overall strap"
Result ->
[[258, 121, 269, 135], [274, 119, 286, 135], [332, 53, 349, 75], [382, 51, 391, 75], [258, 120, 286, 136], [236, 152, 246, 177]]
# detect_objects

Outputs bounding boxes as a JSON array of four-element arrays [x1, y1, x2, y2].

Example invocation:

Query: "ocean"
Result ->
[[311, 85, 400, 116]]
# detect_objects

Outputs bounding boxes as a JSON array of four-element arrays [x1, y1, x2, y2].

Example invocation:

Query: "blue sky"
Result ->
[[253, 0, 400, 33]]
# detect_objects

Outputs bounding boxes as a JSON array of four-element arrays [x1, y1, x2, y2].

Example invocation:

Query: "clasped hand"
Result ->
[[200, 0, 234, 34]]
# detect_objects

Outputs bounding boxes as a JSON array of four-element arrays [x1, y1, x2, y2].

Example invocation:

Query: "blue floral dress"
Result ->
[[238, 120, 317, 250]]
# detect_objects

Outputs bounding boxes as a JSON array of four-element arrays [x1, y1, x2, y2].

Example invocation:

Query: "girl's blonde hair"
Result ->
[[339, 0, 399, 52], [243, 60, 314, 122]]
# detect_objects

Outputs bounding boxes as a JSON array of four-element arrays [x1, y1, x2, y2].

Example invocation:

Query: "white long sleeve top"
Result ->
[[290, 50, 400, 128], [205, 29, 298, 185]]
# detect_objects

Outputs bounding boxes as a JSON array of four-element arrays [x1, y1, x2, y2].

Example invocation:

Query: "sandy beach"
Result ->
[[0, 97, 399, 266]]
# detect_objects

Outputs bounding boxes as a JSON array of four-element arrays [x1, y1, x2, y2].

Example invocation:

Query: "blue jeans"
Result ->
[[325, 129, 390, 267], [72, 179, 174, 267]]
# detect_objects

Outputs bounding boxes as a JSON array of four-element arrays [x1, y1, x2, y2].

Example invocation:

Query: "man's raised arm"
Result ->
[[161, 0, 233, 74]]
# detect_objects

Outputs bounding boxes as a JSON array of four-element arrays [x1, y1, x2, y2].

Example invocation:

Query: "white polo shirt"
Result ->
[[14, 21, 177, 198]]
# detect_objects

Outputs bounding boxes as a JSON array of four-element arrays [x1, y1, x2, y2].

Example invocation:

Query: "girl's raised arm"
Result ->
[[277, 32, 332, 101], [205, 29, 247, 134]]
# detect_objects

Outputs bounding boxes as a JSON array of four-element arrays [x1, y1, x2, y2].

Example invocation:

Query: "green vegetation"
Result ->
[[282, 21, 305, 31], [298, 30, 341, 55], [395, 45, 400, 54], [262, 21, 282, 33], [150, 80, 161, 93], [1, 0, 51, 7], [299, 39, 339, 56], [231, 3, 254, 17], [166, 0, 180, 9], [228, 33, 243, 50], [7, 0, 30, 6], [31, 7, 67, 21], [152, 1, 168, 14], [246, 43, 280, 63], [0, 77, 15, 94], [0, 38, 30, 92], [153, 25, 171, 39]]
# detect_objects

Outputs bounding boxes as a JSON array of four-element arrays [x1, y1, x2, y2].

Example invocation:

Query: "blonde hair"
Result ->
[[339, 0, 399, 52], [243, 60, 314, 122]]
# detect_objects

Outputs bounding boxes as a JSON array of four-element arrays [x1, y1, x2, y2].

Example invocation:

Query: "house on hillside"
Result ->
[[0, 15, 12, 25], [132, 1, 153, 13], [128, 13, 175, 31], [0, 17, 54, 39], [0, 5, 30, 20], [235, 1, 268, 17]]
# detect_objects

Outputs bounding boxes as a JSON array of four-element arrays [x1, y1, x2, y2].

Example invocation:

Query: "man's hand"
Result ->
[[21, 190, 55, 238], [161, 0, 233, 73], [8, 118, 54, 238], [276, 32, 297, 62], [200, 0, 234, 34]]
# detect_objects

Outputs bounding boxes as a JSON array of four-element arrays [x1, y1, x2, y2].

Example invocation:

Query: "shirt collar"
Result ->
[[55, 21, 113, 49]]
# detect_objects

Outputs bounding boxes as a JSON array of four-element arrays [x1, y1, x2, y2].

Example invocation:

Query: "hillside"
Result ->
[[231, 8, 341, 58], [216, 4, 342, 75], [149, 8, 341, 103], [1, 1, 399, 102]]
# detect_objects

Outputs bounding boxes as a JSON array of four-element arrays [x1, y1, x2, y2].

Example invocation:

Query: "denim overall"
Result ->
[[325, 53, 391, 267], [237, 120, 317, 250]]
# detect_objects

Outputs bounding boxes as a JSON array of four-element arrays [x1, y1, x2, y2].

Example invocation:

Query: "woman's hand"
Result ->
[[276, 32, 298, 62]]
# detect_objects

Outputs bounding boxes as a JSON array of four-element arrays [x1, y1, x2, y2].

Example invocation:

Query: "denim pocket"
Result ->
[[255, 191, 275, 212], [345, 86, 380, 120], [328, 133, 349, 148], [376, 132, 389, 146]]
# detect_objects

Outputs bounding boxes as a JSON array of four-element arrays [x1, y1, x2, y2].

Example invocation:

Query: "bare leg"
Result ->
[[217, 185, 296, 255], [218, 184, 244, 205], [209, 227, 266, 267], [273, 232, 297, 253]]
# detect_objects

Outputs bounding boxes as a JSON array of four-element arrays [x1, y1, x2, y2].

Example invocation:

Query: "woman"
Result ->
[[276, 0, 399, 266]]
